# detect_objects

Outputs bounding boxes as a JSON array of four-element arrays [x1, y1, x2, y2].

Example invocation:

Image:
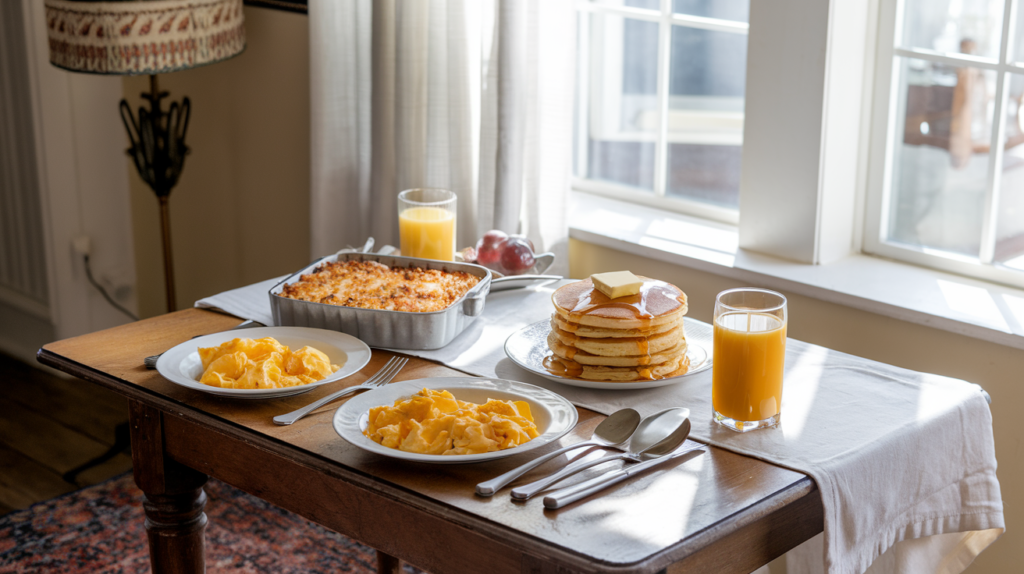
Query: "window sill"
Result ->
[[569, 191, 1024, 351]]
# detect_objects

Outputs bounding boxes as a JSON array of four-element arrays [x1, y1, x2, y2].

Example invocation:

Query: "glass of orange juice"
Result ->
[[711, 288, 787, 432], [397, 188, 457, 261]]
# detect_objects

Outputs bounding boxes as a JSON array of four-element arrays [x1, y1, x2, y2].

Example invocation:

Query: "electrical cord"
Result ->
[[83, 254, 139, 321]]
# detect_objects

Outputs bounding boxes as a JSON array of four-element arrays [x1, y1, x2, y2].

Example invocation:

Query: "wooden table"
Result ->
[[37, 309, 823, 574]]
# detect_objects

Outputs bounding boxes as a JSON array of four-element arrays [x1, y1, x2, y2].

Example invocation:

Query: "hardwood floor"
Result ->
[[0, 351, 132, 516]]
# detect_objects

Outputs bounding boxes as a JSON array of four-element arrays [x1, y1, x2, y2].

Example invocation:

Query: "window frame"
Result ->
[[863, 0, 1024, 289], [574, 0, 874, 268], [572, 0, 749, 225]]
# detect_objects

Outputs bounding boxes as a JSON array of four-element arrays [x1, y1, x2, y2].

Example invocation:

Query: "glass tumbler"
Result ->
[[711, 288, 788, 432], [397, 188, 457, 261]]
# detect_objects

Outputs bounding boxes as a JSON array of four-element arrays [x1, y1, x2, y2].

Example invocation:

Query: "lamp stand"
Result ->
[[157, 195, 176, 312], [120, 75, 190, 313]]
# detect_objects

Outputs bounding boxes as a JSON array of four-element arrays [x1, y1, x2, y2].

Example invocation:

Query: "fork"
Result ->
[[272, 356, 408, 426]]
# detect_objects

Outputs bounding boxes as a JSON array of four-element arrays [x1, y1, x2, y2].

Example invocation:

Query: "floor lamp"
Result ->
[[44, 0, 246, 312]]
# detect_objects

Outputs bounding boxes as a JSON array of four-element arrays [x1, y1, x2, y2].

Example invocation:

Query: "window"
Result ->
[[866, 0, 1024, 287], [572, 0, 750, 224]]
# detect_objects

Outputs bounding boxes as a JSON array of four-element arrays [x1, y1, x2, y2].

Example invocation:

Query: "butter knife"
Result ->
[[489, 274, 563, 292], [143, 319, 264, 369], [542, 442, 706, 509]]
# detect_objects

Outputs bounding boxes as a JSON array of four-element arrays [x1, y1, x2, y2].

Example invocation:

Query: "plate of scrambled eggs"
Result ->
[[334, 377, 578, 464], [156, 327, 371, 398]]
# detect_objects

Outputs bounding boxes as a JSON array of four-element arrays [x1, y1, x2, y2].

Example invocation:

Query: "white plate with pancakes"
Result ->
[[505, 320, 709, 390], [504, 276, 711, 390], [334, 377, 579, 464]]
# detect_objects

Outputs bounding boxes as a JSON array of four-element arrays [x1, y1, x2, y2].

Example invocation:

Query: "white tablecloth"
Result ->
[[196, 279, 1004, 574]]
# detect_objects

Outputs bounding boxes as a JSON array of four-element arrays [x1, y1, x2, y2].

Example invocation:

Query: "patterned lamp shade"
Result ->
[[44, 0, 246, 75]]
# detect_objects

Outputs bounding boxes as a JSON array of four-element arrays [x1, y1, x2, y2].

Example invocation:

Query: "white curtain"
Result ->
[[309, 0, 574, 273]]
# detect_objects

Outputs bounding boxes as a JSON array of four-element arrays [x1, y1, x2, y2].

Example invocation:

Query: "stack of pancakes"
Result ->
[[546, 277, 689, 382]]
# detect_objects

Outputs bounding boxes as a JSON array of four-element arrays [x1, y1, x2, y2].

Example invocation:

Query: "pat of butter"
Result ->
[[591, 271, 642, 299]]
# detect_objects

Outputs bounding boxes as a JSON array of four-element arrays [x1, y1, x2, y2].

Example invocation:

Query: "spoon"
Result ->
[[510, 408, 690, 500], [475, 408, 642, 496]]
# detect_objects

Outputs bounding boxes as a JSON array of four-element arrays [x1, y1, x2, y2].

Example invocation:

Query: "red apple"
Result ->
[[500, 237, 536, 274], [479, 230, 508, 248], [508, 234, 535, 253], [475, 230, 508, 267]]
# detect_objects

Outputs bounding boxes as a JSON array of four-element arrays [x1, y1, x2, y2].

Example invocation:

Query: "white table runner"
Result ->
[[196, 279, 1004, 574]]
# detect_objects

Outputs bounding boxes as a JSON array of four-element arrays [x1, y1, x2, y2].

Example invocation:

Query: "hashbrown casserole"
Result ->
[[277, 260, 481, 313]]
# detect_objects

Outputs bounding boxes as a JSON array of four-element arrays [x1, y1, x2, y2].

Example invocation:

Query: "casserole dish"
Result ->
[[269, 253, 492, 350]]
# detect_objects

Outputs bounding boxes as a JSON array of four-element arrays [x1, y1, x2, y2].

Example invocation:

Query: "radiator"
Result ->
[[0, 0, 50, 320]]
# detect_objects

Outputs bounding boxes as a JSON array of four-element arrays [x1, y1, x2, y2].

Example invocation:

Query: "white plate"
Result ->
[[155, 326, 371, 399], [504, 319, 712, 390], [333, 376, 579, 464]]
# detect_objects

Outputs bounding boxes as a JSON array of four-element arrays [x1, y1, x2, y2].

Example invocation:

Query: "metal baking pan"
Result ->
[[269, 253, 492, 350]]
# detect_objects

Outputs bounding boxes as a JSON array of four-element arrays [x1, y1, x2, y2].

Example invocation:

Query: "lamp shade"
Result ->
[[44, 0, 246, 75]]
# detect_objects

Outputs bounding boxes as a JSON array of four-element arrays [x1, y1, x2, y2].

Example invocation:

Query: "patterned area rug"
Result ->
[[0, 473, 417, 573]]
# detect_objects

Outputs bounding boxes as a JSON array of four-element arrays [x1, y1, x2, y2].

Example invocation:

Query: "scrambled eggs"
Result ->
[[197, 337, 341, 389], [364, 388, 540, 455]]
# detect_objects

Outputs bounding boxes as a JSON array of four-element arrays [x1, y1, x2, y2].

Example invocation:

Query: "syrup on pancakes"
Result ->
[[545, 278, 686, 380]]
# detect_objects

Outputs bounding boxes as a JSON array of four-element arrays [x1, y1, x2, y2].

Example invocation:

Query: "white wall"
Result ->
[[0, 0, 137, 364], [125, 6, 311, 318]]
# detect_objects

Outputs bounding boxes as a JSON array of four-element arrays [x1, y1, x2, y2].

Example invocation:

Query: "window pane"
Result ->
[[900, 0, 1004, 61], [588, 141, 658, 190], [994, 73, 1024, 270], [887, 57, 996, 257], [583, 13, 659, 191], [665, 23, 746, 207], [589, 0, 660, 10], [667, 144, 742, 206], [1015, 0, 1024, 64], [672, 0, 748, 23], [669, 26, 746, 98]]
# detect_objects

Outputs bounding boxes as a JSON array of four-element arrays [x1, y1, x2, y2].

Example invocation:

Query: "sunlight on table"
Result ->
[[595, 472, 700, 547], [914, 374, 970, 424], [780, 346, 827, 441]]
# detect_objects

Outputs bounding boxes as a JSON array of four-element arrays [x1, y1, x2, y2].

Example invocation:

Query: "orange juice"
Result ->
[[712, 311, 786, 422], [399, 206, 455, 261]]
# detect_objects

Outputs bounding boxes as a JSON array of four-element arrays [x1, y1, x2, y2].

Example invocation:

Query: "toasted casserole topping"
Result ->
[[278, 260, 480, 313]]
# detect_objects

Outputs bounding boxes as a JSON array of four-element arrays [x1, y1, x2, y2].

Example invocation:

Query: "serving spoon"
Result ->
[[510, 408, 690, 500], [475, 408, 642, 496]]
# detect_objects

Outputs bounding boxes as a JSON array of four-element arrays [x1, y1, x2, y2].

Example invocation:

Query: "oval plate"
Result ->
[[334, 376, 579, 464], [504, 319, 711, 390], [155, 326, 371, 399]]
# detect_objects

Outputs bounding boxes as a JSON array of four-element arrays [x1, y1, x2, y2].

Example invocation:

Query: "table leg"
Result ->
[[129, 400, 209, 574], [376, 550, 403, 574], [143, 486, 208, 573]]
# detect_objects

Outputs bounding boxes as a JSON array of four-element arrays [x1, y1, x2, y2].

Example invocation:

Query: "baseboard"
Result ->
[[0, 299, 64, 377]]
